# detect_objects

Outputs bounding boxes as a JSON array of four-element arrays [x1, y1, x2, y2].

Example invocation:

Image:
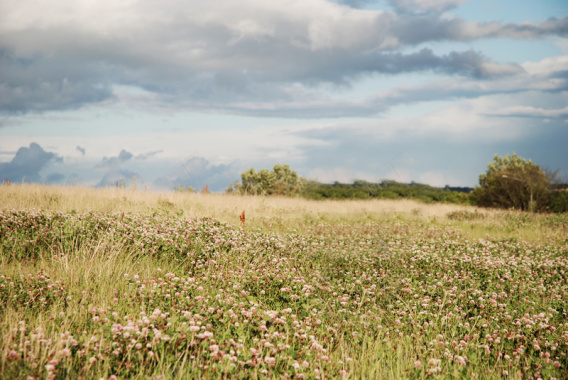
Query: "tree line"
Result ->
[[223, 155, 568, 213]]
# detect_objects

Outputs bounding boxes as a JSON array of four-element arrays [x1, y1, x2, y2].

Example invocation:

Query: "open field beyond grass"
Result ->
[[1, 185, 568, 379]]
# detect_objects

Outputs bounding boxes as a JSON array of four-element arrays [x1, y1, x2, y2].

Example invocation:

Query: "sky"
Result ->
[[1, 0, 567, 192]]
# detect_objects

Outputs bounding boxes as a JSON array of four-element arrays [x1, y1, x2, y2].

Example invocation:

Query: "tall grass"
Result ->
[[1, 184, 566, 242]]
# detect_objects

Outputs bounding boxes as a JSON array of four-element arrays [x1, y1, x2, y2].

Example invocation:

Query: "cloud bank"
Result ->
[[1, 0, 566, 118], [0, 1, 566, 189], [0, 142, 62, 183]]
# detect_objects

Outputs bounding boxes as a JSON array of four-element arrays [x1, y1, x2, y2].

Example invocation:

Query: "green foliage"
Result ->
[[548, 190, 568, 213], [228, 164, 471, 204], [0, 209, 231, 264], [0, 271, 67, 314], [228, 164, 304, 196], [472, 153, 551, 212], [302, 180, 470, 204]]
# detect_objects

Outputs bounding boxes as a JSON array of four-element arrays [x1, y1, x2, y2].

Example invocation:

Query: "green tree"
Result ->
[[472, 153, 550, 212], [227, 164, 304, 196]]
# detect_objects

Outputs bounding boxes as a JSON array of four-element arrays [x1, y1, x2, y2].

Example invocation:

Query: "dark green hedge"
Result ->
[[300, 180, 471, 205], [547, 191, 568, 213]]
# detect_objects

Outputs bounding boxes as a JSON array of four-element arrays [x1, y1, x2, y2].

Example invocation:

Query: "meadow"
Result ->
[[1, 184, 567, 379]]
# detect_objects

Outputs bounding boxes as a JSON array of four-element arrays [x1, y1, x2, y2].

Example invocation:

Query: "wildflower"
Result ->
[[414, 360, 421, 369], [8, 350, 19, 361], [428, 358, 441, 367], [197, 331, 213, 339], [455, 356, 466, 366]]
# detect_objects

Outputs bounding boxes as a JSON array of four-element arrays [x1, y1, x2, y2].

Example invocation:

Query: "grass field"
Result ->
[[1, 184, 567, 379]]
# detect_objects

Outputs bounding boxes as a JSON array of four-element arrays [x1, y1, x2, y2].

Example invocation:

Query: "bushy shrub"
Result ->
[[227, 164, 304, 196], [472, 153, 550, 212]]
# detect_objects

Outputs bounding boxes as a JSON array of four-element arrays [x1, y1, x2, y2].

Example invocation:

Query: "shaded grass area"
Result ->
[[1, 206, 568, 379]]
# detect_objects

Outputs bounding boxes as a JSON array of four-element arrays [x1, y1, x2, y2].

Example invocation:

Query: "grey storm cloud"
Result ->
[[92, 149, 167, 188], [0, 0, 566, 117], [145, 53, 565, 119], [391, 15, 568, 46], [335, 0, 466, 13], [95, 150, 133, 170], [334, 0, 377, 9], [96, 169, 139, 188], [136, 150, 163, 160], [46, 172, 65, 184], [313, 48, 523, 80], [0, 50, 114, 114], [93, 149, 142, 187], [488, 106, 568, 120], [288, 113, 568, 187], [388, 0, 467, 14], [156, 157, 239, 192], [0, 142, 63, 183]]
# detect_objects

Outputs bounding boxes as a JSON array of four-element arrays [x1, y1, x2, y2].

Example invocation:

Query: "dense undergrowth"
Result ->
[[1, 208, 568, 379]]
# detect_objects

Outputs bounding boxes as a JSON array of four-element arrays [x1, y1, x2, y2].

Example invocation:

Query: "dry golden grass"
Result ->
[[0, 183, 468, 222], [1, 183, 564, 242]]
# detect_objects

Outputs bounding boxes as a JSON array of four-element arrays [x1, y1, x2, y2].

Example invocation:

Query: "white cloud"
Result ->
[[1, 0, 566, 116], [522, 55, 568, 76]]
